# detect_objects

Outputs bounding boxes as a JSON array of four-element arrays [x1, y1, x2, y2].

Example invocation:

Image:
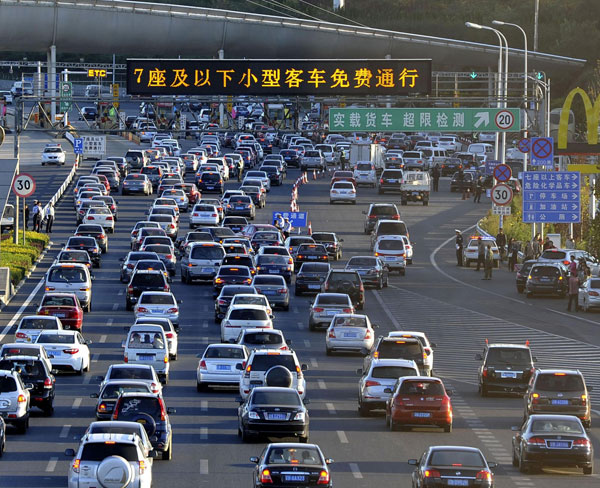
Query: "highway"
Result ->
[[0, 132, 599, 488]]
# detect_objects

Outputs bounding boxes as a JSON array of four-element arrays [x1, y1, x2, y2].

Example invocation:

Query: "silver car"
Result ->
[[180, 242, 225, 283], [196, 343, 249, 391], [325, 313, 376, 356], [357, 358, 420, 416], [251, 275, 290, 310], [134, 292, 181, 326], [236, 328, 289, 351], [308, 293, 354, 331]]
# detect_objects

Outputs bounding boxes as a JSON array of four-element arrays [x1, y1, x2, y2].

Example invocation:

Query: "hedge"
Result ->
[[0, 231, 50, 285]]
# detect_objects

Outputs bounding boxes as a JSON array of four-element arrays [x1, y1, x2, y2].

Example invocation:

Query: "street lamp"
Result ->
[[493, 20, 528, 172]]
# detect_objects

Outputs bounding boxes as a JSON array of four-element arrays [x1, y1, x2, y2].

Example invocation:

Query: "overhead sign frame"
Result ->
[[126, 58, 432, 96]]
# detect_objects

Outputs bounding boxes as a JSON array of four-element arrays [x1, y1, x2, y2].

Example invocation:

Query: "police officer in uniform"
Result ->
[[455, 230, 464, 266]]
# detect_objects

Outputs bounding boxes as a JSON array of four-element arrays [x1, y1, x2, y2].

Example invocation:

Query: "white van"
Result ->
[[45, 264, 93, 312], [10, 81, 33, 97], [467, 143, 494, 157], [124, 324, 170, 383], [353, 161, 377, 187]]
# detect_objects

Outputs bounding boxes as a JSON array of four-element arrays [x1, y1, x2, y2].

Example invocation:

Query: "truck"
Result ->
[[400, 171, 431, 206], [349, 143, 385, 174]]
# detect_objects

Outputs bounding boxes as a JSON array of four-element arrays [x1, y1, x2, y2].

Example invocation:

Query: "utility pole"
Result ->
[[533, 0, 540, 52], [12, 100, 20, 245]]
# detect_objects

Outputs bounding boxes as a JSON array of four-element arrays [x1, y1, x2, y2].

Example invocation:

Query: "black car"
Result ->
[[112, 392, 175, 460], [213, 266, 253, 296], [476, 343, 536, 396], [295, 262, 330, 296], [199, 226, 235, 244], [311, 232, 343, 260], [450, 171, 475, 192], [516, 259, 537, 294], [65, 236, 101, 267], [226, 196, 255, 219], [378, 169, 403, 194], [222, 254, 256, 275], [238, 387, 309, 442], [0, 356, 55, 415], [126, 270, 169, 311], [280, 149, 301, 167], [75, 224, 108, 254], [512, 414, 593, 474], [261, 166, 283, 186], [250, 443, 333, 488], [525, 263, 568, 297], [323, 269, 365, 309], [256, 255, 292, 284], [440, 157, 464, 176], [222, 216, 250, 232], [363, 203, 401, 235], [214, 285, 257, 323], [196, 171, 224, 194], [295, 244, 329, 269], [409, 446, 496, 488]]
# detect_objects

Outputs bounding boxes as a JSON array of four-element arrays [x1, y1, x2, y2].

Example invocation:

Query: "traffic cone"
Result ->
[[308, 221, 312, 236]]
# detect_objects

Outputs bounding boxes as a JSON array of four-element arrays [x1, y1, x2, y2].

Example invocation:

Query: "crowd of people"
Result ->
[[25, 200, 54, 233]]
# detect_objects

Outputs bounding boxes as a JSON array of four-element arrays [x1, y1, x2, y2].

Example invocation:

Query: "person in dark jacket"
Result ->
[[496, 229, 506, 261], [455, 230, 463, 266], [475, 236, 485, 271], [473, 176, 483, 203], [432, 165, 440, 192]]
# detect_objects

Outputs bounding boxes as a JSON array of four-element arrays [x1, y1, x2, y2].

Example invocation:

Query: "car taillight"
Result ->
[[166, 308, 178, 313], [106, 216, 113, 221], [379, 178, 384, 184], [212, 213, 218, 217], [63, 348, 79, 355], [317, 471, 329, 485], [581, 394, 587, 405], [328, 329, 336, 338], [441, 395, 451, 411], [98, 403, 107, 412], [199, 360, 207, 370], [164, 355, 169, 363], [165, 332, 174, 339], [527, 436, 545, 446], [278, 288, 287, 294], [590, 291, 600, 296], [150, 382, 159, 394], [137, 307, 148, 313], [72, 459, 81, 473], [365, 380, 380, 387], [574, 439, 591, 447], [313, 307, 324, 312], [166, 254, 173, 259], [127, 286, 134, 293], [45, 286, 55, 291], [16, 332, 27, 339], [342, 308, 353, 313], [87, 216, 94, 220], [365, 330, 371, 340], [215, 278, 224, 284], [476, 470, 492, 481], [127, 263, 134, 269], [424, 469, 440, 478], [17, 394, 26, 403], [260, 469, 273, 484], [44, 377, 53, 388], [170, 224, 175, 229], [193, 213, 199, 216]]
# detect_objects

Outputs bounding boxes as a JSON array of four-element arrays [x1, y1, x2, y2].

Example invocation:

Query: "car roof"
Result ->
[[398, 375, 442, 383], [251, 386, 300, 394], [241, 328, 282, 335], [117, 391, 159, 399], [229, 304, 268, 310], [429, 446, 484, 453]]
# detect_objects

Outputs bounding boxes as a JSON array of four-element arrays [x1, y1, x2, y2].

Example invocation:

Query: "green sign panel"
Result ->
[[328, 107, 520, 133], [59, 81, 72, 113]]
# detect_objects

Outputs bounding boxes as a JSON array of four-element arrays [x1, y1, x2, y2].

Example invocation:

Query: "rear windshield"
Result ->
[[541, 250, 567, 260], [149, 216, 172, 223], [68, 238, 95, 247], [429, 450, 485, 467], [37, 333, 74, 344], [101, 384, 149, 399], [486, 348, 531, 365], [252, 390, 300, 406], [311, 233, 334, 242], [535, 373, 585, 391], [191, 246, 225, 260], [115, 397, 161, 419], [316, 294, 351, 305], [42, 296, 76, 307], [327, 272, 360, 284], [356, 163, 373, 171], [253, 276, 284, 285], [377, 222, 407, 235], [347, 257, 377, 267], [219, 267, 250, 276], [81, 442, 139, 462], [110, 367, 152, 380], [139, 294, 174, 305], [223, 257, 253, 267], [300, 263, 330, 273], [201, 173, 220, 182], [58, 252, 89, 263], [377, 341, 422, 359], [229, 309, 268, 321], [205, 346, 245, 359], [144, 245, 171, 255], [250, 355, 296, 371], [382, 171, 403, 178], [0, 360, 45, 379], [257, 255, 288, 265], [131, 274, 165, 287], [232, 296, 266, 307], [333, 316, 367, 328], [253, 232, 280, 241], [140, 228, 165, 236], [19, 318, 59, 330], [135, 261, 166, 272], [290, 237, 314, 246], [243, 332, 282, 346], [371, 366, 416, 379], [531, 266, 560, 277], [378, 240, 404, 251], [531, 418, 583, 434], [127, 332, 165, 349], [0, 376, 17, 392], [399, 380, 444, 395]]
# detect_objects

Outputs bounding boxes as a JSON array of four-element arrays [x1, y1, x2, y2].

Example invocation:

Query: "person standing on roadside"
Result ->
[[475, 236, 485, 271], [496, 228, 506, 262], [432, 165, 440, 192], [532, 234, 541, 259], [24, 204, 30, 230], [44, 202, 55, 233], [455, 230, 463, 266], [524, 239, 534, 261], [567, 272, 580, 312], [473, 177, 483, 203], [542, 236, 554, 251], [508, 238, 519, 271], [32, 201, 41, 232], [566, 235, 576, 249], [483, 243, 494, 280]]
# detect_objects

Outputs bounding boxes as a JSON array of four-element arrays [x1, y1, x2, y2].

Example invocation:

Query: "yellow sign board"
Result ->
[[112, 83, 119, 97], [567, 164, 600, 174], [88, 69, 107, 78]]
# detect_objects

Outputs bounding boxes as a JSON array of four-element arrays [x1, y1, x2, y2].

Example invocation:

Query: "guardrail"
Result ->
[[49, 130, 79, 206]]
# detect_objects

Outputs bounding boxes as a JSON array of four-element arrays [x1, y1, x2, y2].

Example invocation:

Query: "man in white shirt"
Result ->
[[44, 202, 55, 233]]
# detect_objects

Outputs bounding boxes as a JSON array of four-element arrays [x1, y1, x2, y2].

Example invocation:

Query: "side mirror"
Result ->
[[178, 299, 183, 304], [86, 339, 93, 345], [475, 353, 483, 361], [91, 276, 95, 281], [325, 458, 334, 464], [447, 390, 453, 397], [407, 459, 418, 466], [250, 457, 259, 464], [488, 462, 498, 469], [587, 385, 594, 392], [167, 408, 176, 414], [384, 387, 392, 394], [64, 448, 76, 457], [340, 238, 344, 242], [119, 257, 125, 262], [301, 364, 308, 371], [90, 393, 99, 398], [95, 376, 104, 382], [430, 343, 437, 348], [356, 368, 363, 375], [286, 339, 292, 345], [362, 211, 367, 215], [236, 396, 244, 404], [372, 324, 379, 329], [121, 341, 126, 348]]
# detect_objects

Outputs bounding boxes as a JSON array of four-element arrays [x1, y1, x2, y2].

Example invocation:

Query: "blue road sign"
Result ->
[[485, 159, 500, 175], [522, 171, 580, 223], [493, 163, 512, 182], [530, 137, 554, 167], [272, 211, 307, 228], [73, 138, 84, 155]]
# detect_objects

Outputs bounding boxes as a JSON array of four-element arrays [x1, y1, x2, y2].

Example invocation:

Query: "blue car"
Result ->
[[255, 254, 292, 284]]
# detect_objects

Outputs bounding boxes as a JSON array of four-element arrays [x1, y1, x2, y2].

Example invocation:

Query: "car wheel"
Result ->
[[16, 416, 28, 434], [464, 259, 470, 268], [518, 452, 529, 473], [443, 423, 452, 433], [294, 288, 301, 296], [583, 300, 589, 312], [400, 269, 406, 276], [42, 401, 54, 417], [325, 347, 332, 356], [283, 303, 289, 311], [389, 419, 399, 432], [583, 466, 593, 475], [384, 276, 389, 287], [308, 322, 316, 331], [241, 427, 252, 443], [197, 382, 207, 393], [85, 301, 92, 313], [125, 301, 132, 311], [162, 441, 172, 460], [512, 448, 519, 467]]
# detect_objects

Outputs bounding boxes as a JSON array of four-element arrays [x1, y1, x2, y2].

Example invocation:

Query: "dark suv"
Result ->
[[363, 204, 401, 234], [126, 270, 169, 310], [476, 343, 536, 396], [323, 269, 365, 309], [516, 260, 537, 294], [196, 171, 223, 194], [524, 369, 592, 428], [363, 337, 426, 375], [112, 392, 175, 460], [0, 356, 55, 415], [378, 169, 403, 194], [525, 263, 568, 297], [295, 263, 330, 295]]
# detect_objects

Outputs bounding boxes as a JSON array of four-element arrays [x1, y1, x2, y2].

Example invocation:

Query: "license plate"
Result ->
[[50, 350, 62, 356], [267, 413, 286, 420], [384, 256, 396, 261], [216, 364, 231, 371], [540, 277, 551, 282], [344, 333, 358, 338], [326, 310, 339, 315], [263, 290, 275, 295], [269, 269, 278, 273], [284, 475, 305, 482], [552, 399, 569, 405], [54, 312, 67, 318], [448, 480, 468, 487], [308, 284, 320, 289], [501, 372, 517, 379], [307, 256, 317, 259], [206, 186, 214, 189], [151, 308, 163, 314], [548, 441, 570, 448], [388, 179, 397, 183], [413, 412, 431, 418], [138, 354, 155, 361], [201, 267, 214, 273], [236, 206, 244, 210]]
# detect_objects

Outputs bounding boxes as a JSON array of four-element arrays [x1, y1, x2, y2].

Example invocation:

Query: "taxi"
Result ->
[[462, 236, 500, 268]]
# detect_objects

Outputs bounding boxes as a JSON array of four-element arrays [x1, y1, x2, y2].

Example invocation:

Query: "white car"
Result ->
[[314, 144, 338, 165], [244, 171, 271, 191], [330, 181, 357, 204], [401, 235, 413, 264], [373, 235, 407, 274], [133, 317, 178, 360], [578, 277, 600, 312], [15, 315, 64, 343], [41, 144, 66, 166], [83, 206, 115, 233], [123, 324, 170, 383], [221, 304, 273, 343], [134, 291, 180, 327], [463, 237, 500, 268], [229, 294, 273, 318], [353, 161, 377, 187], [325, 313, 375, 356], [190, 204, 220, 227], [387, 330, 436, 376], [196, 343, 249, 391], [35, 330, 91, 375]]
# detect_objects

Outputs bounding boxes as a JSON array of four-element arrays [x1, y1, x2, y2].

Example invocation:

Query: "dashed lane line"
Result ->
[[336, 430, 348, 444]]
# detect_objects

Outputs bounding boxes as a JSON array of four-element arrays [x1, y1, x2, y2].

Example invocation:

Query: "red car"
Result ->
[[36, 292, 83, 331], [330, 171, 356, 187], [386, 376, 452, 432], [95, 174, 111, 193], [175, 183, 201, 204]]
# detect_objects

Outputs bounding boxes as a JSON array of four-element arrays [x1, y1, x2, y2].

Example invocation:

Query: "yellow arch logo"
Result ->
[[558, 87, 600, 149]]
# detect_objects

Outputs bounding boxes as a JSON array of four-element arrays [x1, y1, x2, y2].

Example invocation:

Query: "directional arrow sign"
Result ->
[[470, 72, 478, 79], [474, 112, 490, 129]]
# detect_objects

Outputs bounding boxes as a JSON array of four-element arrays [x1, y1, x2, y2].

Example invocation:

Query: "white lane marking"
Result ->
[[349, 463, 363, 479], [200, 427, 208, 440], [202, 336, 209, 343], [372, 289, 401, 329], [92, 353, 99, 363], [106, 318, 113, 325], [200, 459, 209, 474], [203, 320, 208, 329], [336, 430, 348, 444], [318, 379, 326, 390], [201, 400, 208, 412], [310, 358, 318, 368], [118, 289, 124, 296], [72, 398, 82, 409], [292, 306, 299, 314], [45, 457, 58, 472], [99, 335, 107, 343], [59, 425, 71, 438], [304, 339, 311, 348], [0, 277, 45, 341], [325, 402, 336, 414], [112, 303, 119, 310]]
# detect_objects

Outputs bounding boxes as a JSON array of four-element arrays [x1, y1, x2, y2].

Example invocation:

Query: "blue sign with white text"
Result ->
[[272, 211, 308, 227], [73, 138, 84, 155], [522, 171, 580, 223], [485, 159, 500, 176], [530, 137, 554, 167]]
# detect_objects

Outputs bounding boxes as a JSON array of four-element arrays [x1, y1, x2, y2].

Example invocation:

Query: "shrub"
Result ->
[[0, 232, 49, 285]]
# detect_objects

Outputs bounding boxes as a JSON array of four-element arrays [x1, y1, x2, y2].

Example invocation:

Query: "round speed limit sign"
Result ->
[[491, 183, 513, 206], [494, 109, 516, 130], [12, 173, 36, 198]]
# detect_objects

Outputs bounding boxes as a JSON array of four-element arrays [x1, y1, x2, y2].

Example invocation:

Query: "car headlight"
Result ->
[[293, 412, 305, 421], [248, 411, 260, 420]]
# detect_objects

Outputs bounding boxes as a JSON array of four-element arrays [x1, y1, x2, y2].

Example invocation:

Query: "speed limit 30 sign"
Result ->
[[12, 173, 36, 198], [491, 183, 513, 206]]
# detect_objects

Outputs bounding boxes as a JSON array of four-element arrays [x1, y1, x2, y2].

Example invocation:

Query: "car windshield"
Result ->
[[205, 346, 245, 359], [486, 348, 531, 365], [242, 332, 282, 345], [399, 380, 444, 395], [377, 341, 422, 359], [229, 309, 268, 321], [347, 257, 377, 267], [42, 296, 76, 307], [316, 295, 350, 305], [0, 376, 17, 393], [37, 333, 75, 344], [267, 447, 321, 465], [535, 373, 585, 392], [139, 294, 174, 305], [19, 318, 59, 330], [110, 367, 152, 380], [191, 246, 225, 260], [371, 366, 416, 379], [127, 332, 165, 349], [333, 316, 367, 328], [429, 450, 485, 467], [115, 397, 161, 419], [252, 390, 300, 406], [378, 240, 404, 251]]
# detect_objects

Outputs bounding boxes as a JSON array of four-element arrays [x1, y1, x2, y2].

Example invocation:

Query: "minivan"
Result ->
[[123, 324, 170, 383], [125, 149, 149, 170], [45, 264, 93, 312], [180, 242, 225, 283]]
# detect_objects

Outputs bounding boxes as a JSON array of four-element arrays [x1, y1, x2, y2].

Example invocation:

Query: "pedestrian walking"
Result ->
[[475, 236, 485, 271], [473, 177, 483, 203], [566, 235, 576, 249], [237, 160, 243, 182], [455, 229, 464, 266], [567, 273, 580, 312], [496, 228, 506, 262], [483, 244, 494, 280], [44, 202, 54, 233], [432, 165, 440, 192], [569, 256, 578, 276], [508, 238, 519, 271], [24, 204, 30, 230]]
